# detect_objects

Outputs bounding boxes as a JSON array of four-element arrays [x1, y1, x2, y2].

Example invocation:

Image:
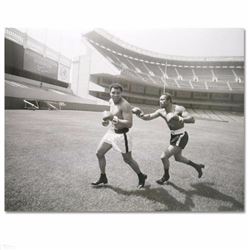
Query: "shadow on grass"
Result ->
[[103, 185, 191, 211], [167, 181, 244, 212], [93, 181, 244, 212]]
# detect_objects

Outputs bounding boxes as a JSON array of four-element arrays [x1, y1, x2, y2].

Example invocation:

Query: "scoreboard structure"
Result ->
[[5, 28, 71, 88]]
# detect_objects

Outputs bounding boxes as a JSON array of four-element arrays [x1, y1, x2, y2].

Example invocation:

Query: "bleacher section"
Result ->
[[5, 35, 71, 89], [214, 68, 234, 80], [5, 28, 244, 114], [5, 77, 107, 111], [194, 67, 213, 81], [5, 29, 108, 111], [83, 29, 244, 112], [84, 30, 244, 94], [178, 67, 194, 80]]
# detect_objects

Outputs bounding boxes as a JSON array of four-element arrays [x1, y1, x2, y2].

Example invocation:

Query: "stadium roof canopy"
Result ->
[[84, 29, 244, 63]]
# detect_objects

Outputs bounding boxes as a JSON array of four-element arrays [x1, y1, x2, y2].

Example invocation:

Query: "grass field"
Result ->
[[5, 110, 244, 212]]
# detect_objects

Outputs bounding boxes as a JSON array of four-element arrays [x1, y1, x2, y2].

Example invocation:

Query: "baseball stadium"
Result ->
[[5, 28, 245, 212]]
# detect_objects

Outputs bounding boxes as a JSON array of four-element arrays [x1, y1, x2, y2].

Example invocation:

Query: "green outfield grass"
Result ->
[[5, 110, 244, 212]]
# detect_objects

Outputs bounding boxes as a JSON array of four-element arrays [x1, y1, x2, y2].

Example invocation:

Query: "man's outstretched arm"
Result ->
[[140, 110, 161, 121]]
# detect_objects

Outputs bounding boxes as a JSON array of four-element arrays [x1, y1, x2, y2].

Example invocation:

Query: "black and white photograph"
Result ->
[[4, 27, 245, 212], [1, 0, 249, 250]]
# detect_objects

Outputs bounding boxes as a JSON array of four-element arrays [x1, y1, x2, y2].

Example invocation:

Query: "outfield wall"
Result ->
[[5, 96, 109, 111]]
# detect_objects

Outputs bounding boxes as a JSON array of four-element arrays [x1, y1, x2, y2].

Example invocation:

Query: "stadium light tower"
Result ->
[[164, 60, 168, 94]]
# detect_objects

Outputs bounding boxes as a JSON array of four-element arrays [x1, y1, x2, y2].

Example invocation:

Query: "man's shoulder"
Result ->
[[121, 98, 132, 108], [174, 104, 185, 112]]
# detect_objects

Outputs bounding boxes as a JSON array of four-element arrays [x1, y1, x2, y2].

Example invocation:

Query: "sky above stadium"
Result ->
[[22, 28, 244, 59], [109, 29, 244, 58]]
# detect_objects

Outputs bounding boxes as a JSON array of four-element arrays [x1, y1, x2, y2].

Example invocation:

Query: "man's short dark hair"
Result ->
[[109, 83, 123, 92], [161, 92, 172, 103]]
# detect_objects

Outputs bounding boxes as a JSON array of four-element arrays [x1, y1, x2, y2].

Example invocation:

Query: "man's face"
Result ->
[[110, 87, 122, 104], [159, 95, 170, 108]]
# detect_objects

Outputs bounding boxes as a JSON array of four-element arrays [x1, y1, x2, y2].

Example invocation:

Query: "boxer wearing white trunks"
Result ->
[[92, 83, 147, 188]]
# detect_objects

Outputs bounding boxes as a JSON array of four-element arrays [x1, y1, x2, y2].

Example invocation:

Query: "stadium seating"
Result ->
[[84, 30, 244, 112], [206, 81, 230, 91], [148, 63, 164, 76], [190, 81, 207, 90], [214, 68, 235, 81], [194, 68, 212, 80], [229, 81, 244, 91], [85, 31, 244, 95], [6, 28, 243, 113], [178, 67, 194, 80], [177, 80, 193, 89]]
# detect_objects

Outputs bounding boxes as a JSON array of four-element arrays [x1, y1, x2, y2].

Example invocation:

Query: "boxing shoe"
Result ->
[[91, 173, 108, 186], [156, 173, 170, 185], [195, 164, 205, 178], [138, 173, 147, 189]]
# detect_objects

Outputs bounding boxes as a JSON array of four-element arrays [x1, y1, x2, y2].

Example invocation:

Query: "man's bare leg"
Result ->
[[92, 142, 112, 185], [174, 150, 205, 178], [122, 152, 147, 188], [156, 145, 181, 184]]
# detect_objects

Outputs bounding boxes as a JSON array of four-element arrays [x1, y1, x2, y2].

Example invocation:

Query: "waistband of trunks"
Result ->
[[114, 128, 129, 134], [171, 127, 185, 135]]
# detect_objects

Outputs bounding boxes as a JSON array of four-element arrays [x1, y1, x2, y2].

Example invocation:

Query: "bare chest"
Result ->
[[110, 105, 123, 119], [160, 109, 184, 130]]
